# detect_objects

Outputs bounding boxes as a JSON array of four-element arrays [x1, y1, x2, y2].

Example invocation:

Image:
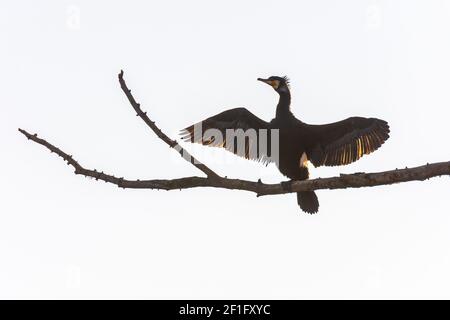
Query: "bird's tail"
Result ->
[[297, 191, 319, 214]]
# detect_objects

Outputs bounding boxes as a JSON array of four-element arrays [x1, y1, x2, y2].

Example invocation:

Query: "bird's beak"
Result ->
[[257, 78, 279, 89], [257, 78, 271, 85]]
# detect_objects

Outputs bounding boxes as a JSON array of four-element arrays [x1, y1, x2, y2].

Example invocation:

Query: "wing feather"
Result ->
[[180, 107, 273, 163], [307, 117, 390, 167]]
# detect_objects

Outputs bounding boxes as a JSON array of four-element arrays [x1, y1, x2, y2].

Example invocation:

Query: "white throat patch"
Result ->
[[299, 152, 308, 168]]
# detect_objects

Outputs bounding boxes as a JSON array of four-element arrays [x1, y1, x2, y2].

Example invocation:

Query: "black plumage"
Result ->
[[181, 76, 390, 213]]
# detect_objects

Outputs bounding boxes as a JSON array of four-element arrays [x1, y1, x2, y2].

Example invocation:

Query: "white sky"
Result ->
[[1, 0, 450, 299]]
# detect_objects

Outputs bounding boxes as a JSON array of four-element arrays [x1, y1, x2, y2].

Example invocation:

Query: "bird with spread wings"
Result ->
[[181, 76, 389, 213]]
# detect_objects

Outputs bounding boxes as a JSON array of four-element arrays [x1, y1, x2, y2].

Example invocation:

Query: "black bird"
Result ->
[[181, 76, 390, 213]]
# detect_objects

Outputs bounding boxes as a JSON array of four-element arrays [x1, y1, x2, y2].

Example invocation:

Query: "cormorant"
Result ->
[[181, 76, 390, 213]]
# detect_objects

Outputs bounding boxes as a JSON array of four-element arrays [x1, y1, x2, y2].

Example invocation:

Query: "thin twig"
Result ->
[[118, 70, 219, 178]]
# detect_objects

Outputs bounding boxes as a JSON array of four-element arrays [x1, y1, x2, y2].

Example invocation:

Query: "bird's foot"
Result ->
[[281, 180, 293, 192]]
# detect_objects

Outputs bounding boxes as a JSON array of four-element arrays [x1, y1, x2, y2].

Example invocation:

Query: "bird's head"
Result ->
[[257, 76, 290, 93]]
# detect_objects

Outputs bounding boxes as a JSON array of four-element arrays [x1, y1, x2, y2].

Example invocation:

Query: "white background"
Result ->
[[1, 0, 450, 299]]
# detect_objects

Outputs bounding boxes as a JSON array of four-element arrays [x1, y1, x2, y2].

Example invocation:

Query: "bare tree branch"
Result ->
[[18, 70, 450, 199], [17, 128, 450, 196]]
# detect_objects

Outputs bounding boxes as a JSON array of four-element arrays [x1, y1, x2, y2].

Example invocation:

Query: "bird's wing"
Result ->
[[305, 117, 390, 167], [180, 107, 273, 163]]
